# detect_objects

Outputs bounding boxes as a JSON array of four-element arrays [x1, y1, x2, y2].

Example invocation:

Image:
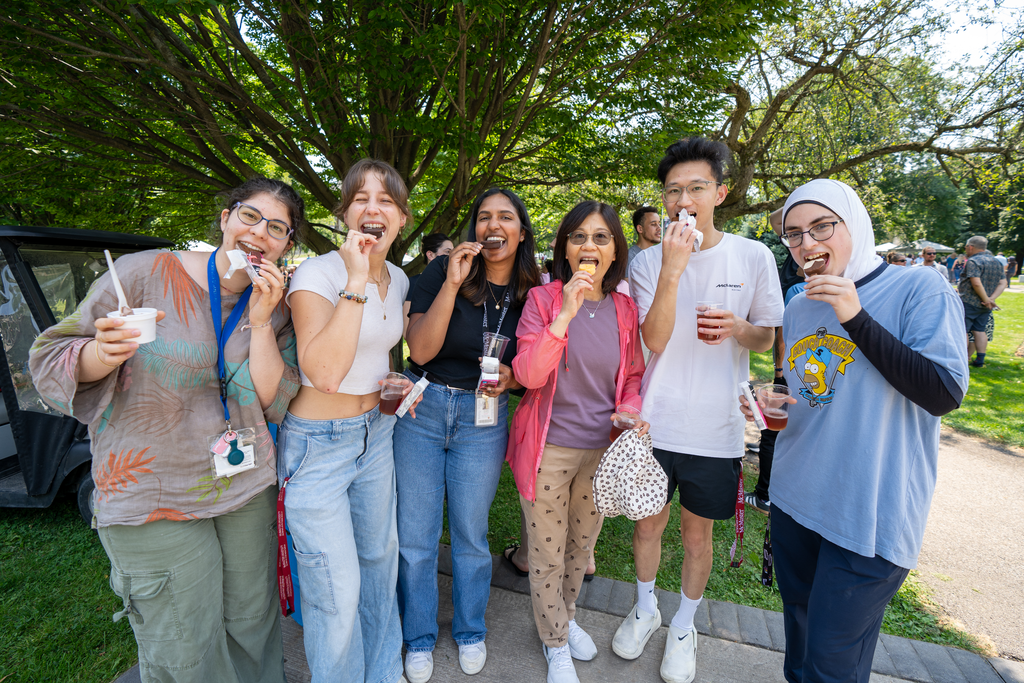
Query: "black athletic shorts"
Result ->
[[652, 448, 741, 520]]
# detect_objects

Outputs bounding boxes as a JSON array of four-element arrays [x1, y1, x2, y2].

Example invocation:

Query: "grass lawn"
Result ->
[[1, 498, 136, 683], [942, 289, 1024, 448]]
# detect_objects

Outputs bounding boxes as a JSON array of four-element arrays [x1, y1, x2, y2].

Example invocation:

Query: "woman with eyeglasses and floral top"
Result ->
[[506, 201, 647, 683], [29, 177, 303, 683]]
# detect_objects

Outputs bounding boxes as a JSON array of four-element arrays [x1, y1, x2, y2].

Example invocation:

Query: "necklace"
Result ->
[[486, 281, 502, 309], [580, 296, 605, 319]]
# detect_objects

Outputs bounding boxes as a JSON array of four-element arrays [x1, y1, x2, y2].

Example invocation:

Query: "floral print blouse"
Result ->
[[28, 250, 300, 527]]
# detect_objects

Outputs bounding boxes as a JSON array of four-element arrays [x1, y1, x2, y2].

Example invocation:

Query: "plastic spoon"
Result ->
[[104, 250, 133, 316]]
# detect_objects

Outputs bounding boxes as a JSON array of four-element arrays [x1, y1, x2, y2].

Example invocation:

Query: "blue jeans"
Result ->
[[278, 409, 403, 683], [393, 376, 508, 652]]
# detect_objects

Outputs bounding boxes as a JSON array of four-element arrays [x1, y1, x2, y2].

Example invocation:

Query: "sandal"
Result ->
[[502, 544, 529, 577]]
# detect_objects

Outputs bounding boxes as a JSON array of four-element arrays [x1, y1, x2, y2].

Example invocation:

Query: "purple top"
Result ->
[[545, 296, 620, 450]]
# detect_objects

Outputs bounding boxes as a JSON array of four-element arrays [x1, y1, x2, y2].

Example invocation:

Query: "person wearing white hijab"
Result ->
[[741, 179, 968, 683]]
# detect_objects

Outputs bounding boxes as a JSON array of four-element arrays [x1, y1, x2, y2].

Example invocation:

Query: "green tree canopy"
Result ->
[[0, 0, 794, 266]]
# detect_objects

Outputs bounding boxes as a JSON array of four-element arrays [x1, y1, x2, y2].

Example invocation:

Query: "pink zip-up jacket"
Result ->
[[506, 281, 645, 501]]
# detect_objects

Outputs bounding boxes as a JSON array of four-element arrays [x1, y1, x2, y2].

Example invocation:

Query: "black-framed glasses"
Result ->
[[780, 220, 842, 248], [661, 181, 720, 202], [568, 231, 613, 246], [233, 202, 293, 240]]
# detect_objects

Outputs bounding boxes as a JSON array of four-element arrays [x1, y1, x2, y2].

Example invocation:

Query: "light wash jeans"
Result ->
[[393, 375, 508, 652], [278, 409, 402, 683]]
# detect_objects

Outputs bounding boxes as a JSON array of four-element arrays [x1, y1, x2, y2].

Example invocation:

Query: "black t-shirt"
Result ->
[[405, 273, 421, 302], [408, 256, 524, 389]]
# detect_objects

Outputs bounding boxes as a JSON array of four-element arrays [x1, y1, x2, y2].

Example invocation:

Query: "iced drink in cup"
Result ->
[[756, 383, 791, 431], [609, 404, 641, 442], [696, 301, 723, 341], [379, 372, 410, 416]]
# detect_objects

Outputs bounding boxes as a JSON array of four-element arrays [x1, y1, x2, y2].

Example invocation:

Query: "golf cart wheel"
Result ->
[[75, 467, 95, 525]]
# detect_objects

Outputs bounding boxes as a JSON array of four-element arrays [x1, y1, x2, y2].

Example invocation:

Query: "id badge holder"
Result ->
[[208, 427, 258, 478], [475, 391, 497, 427]]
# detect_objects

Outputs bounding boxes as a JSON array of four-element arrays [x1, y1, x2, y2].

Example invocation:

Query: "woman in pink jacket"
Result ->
[[506, 201, 647, 683]]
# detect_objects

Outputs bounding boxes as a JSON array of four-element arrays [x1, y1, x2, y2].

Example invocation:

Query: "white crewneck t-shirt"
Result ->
[[629, 233, 784, 458], [286, 251, 408, 395]]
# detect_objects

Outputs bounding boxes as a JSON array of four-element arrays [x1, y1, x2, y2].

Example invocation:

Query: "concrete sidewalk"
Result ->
[[114, 546, 1024, 683]]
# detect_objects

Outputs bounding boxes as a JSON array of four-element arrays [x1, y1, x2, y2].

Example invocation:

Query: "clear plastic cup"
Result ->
[[609, 404, 641, 442], [756, 384, 791, 431], [107, 308, 158, 344], [483, 332, 510, 359], [379, 372, 410, 416], [696, 301, 723, 341]]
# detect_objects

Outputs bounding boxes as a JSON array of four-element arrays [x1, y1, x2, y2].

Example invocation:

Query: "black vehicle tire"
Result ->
[[75, 467, 95, 525]]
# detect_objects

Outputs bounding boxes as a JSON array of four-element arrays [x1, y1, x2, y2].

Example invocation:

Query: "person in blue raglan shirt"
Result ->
[[741, 179, 969, 683]]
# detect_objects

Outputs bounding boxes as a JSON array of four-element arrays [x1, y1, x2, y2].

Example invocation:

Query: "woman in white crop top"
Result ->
[[277, 158, 414, 683]]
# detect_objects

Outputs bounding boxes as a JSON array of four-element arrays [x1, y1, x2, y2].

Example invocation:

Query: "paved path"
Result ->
[[916, 428, 1024, 660]]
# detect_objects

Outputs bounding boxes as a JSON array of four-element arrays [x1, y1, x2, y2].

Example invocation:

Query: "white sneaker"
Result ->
[[567, 619, 597, 661], [458, 641, 487, 675], [404, 650, 433, 683], [660, 624, 697, 683], [543, 644, 580, 683], [611, 600, 662, 660]]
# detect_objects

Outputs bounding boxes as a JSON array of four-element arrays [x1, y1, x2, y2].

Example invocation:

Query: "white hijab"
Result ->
[[782, 179, 883, 283]]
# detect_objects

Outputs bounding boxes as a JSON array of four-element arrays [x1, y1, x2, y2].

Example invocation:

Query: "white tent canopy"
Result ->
[[874, 242, 896, 252], [912, 239, 954, 253]]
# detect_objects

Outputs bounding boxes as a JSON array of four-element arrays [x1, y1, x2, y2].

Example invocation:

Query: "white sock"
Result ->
[[671, 592, 702, 631], [636, 578, 657, 616]]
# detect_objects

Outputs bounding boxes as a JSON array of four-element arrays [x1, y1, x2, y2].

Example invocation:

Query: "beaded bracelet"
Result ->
[[339, 290, 368, 304], [241, 319, 272, 331]]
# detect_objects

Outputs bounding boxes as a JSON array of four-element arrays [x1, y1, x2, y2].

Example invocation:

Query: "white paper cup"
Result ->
[[107, 307, 158, 344]]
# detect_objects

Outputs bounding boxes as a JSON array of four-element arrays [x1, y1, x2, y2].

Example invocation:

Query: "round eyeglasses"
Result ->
[[568, 231, 613, 246], [233, 202, 293, 240], [780, 220, 841, 248]]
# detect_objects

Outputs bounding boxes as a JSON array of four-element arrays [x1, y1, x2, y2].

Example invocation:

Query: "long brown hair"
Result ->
[[459, 188, 540, 306]]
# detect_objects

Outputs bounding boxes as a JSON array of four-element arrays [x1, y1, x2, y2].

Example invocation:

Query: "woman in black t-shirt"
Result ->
[[395, 188, 539, 681]]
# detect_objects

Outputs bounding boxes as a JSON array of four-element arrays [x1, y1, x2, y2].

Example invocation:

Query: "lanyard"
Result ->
[[208, 250, 253, 431], [482, 285, 512, 341]]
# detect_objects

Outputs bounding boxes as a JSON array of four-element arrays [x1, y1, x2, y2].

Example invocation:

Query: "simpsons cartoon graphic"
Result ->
[[787, 327, 858, 408]]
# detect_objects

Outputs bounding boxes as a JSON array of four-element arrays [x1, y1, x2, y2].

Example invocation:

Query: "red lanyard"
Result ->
[[729, 462, 745, 568], [276, 479, 295, 617]]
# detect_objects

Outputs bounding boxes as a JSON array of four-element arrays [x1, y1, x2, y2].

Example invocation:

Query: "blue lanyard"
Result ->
[[208, 250, 253, 430]]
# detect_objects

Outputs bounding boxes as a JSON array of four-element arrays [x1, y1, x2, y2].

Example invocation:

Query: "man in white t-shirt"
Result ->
[[613, 138, 784, 683], [913, 248, 948, 281]]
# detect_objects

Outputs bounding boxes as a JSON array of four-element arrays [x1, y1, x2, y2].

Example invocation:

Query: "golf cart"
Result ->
[[0, 225, 172, 523]]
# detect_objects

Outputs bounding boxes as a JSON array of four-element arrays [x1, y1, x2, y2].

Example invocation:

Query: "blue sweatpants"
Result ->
[[772, 506, 910, 683]]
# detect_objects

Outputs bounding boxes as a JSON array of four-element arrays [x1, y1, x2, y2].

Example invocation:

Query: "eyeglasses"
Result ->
[[568, 231, 613, 246], [233, 203, 293, 240], [780, 220, 841, 248], [923, 252, 936, 256], [661, 181, 720, 202]]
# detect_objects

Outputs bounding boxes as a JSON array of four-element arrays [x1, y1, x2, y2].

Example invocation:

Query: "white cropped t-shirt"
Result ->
[[286, 251, 408, 394]]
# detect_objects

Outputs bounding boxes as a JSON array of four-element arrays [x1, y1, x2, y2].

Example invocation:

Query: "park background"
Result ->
[[1, 1, 1022, 681]]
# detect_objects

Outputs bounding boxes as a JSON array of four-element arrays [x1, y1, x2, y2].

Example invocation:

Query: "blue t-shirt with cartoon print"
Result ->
[[771, 264, 969, 569]]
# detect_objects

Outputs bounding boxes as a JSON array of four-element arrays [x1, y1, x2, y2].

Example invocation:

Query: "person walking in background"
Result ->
[[952, 253, 967, 283], [395, 188, 540, 682], [958, 235, 1007, 368], [885, 251, 907, 266], [627, 206, 662, 275], [507, 201, 647, 683], [618, 138, 783, 683], [29, 177, 303, 683], [742, 178, 967, 683], [282, 159, 413, 683]]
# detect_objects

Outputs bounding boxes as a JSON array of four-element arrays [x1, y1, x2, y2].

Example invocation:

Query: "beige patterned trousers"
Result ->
[[520, 443, 605, 647]]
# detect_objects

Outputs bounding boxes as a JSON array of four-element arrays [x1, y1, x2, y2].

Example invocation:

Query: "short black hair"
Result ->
[[551, 201, 629, 296], [631, 206, 659, 228], [657, 137, 732, 185], [421, 232, 450, 255]]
